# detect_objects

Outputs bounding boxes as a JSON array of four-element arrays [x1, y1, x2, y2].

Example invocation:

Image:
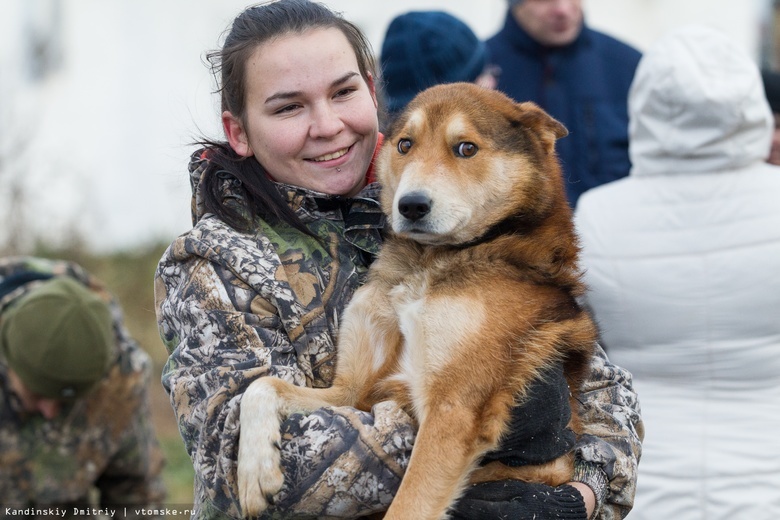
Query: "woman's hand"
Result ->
[[568, 481, 596, 518], [452, 480, 588, 519]]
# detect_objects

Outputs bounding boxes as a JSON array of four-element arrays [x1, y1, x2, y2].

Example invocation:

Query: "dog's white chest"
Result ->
[[389, 278, 485, 421]]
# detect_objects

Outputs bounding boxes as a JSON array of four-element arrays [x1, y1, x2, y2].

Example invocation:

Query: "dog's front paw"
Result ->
[[237, 435, 284, 516], [238, 379, 286, 517]]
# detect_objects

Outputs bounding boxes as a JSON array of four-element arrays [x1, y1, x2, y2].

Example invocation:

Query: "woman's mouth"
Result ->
[[310, 147, 350, 162]]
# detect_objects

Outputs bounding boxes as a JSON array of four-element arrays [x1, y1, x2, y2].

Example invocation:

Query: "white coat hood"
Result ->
[[628, 25, 773, 176]]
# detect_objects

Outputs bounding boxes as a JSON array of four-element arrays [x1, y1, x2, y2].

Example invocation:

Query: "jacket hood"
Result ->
[[628, 25, 772, 176]]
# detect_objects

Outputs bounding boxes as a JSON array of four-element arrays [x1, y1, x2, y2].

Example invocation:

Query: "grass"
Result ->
[[159, 436, 196, 505], [27, 242, 196, 505]]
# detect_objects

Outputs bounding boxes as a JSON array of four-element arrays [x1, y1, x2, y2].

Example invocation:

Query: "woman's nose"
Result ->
[[310, 103, 345, 138]]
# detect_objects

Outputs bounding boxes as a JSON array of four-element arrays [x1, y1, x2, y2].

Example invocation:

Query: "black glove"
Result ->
[[481, 363, 576, 467], [452, 481, 587, 520]]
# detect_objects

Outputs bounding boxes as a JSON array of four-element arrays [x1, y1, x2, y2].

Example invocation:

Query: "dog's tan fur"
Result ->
[[238, 83, 597, 519]]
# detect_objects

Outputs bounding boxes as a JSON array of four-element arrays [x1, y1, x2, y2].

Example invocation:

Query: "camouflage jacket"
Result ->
[[0, 257, 167, 518], [154, 149, 643, 519]]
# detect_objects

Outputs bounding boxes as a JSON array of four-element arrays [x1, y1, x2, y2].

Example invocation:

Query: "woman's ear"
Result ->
[[366, 72, 378, 109], [222, 111, 253, 157]]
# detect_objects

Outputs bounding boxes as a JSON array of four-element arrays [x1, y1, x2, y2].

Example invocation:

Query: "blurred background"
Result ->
[[1, 0, 779, 506]]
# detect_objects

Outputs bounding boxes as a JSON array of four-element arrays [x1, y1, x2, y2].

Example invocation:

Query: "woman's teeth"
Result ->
[[312, 148, 348, 162]]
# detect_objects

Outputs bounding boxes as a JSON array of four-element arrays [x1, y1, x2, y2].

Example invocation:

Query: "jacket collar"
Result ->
[[188, 135, 385, 226]]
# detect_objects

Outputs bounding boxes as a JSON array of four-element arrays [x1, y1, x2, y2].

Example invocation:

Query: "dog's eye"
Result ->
[[455, 142, 478, 158], [397, 139, 412, 154]]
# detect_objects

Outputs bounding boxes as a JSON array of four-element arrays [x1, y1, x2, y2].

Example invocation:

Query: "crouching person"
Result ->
[[0, 256, 166, 518]]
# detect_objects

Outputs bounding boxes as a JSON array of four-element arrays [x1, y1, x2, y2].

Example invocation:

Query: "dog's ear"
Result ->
[[514, 102, 568, 154]]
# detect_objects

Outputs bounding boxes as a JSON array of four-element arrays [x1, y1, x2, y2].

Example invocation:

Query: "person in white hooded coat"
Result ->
[[574, 25, 780, 520]]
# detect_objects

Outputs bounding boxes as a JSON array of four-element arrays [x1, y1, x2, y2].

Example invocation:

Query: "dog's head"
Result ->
[[376, 82, 568, 246]]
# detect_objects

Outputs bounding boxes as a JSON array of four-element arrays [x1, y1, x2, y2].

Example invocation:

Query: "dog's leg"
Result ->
[[238, 377, 287, 516], [238, 378, 353, 516], [470, 453, 575, 486], [383, 405, 490, 520]]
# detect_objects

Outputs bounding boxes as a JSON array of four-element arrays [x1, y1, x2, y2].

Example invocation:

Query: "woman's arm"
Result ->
[[155, 232, 415, 519], [573, 343, 644, 519]]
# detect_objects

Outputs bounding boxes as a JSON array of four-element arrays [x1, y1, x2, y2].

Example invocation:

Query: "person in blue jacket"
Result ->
[[487, 0, 641, 207]]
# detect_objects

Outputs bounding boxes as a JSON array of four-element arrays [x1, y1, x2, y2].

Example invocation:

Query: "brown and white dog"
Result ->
[[237, 82, 597, 519]]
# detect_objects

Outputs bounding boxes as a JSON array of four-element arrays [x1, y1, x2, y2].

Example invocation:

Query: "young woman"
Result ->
[[154, 1, 643, 518]]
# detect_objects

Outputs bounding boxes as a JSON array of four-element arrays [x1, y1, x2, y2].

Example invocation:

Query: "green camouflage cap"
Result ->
[[0, 277, 114, 399]]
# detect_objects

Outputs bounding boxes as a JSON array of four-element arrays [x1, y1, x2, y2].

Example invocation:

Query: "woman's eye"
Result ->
[[335, 87, 357, 98], [274, 104, 300, 115], [455, 142, 478, 158], [397, 139, 412, 154]]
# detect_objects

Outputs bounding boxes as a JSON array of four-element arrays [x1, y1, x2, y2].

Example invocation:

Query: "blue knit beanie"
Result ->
[[380, 11, 487, 114]]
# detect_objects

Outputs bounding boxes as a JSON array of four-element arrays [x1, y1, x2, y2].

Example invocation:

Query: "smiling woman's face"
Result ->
[[222, 27, 379, 197]]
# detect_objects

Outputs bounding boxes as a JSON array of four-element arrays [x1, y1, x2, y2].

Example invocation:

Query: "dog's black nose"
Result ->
[[398, 193, 432, 222]]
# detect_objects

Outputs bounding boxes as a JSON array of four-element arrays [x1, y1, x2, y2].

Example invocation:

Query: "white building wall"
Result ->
[[0, 0, 771, 252], [586, 0, 769, 56]]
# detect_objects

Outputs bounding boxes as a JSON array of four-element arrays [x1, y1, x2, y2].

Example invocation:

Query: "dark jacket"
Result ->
[[487, 12, 641, 207]]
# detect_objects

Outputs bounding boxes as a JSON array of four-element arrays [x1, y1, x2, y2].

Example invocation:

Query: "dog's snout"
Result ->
[[398, 193, 432, 222]]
